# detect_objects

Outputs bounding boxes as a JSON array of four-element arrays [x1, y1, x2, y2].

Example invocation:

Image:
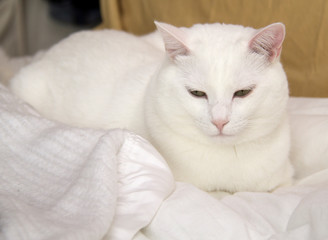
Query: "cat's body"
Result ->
[[11, 30, 161, 133], [10, 22, 294, 192]]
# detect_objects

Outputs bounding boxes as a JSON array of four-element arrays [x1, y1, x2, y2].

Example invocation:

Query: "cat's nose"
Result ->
[[212, 119, 229, 132]]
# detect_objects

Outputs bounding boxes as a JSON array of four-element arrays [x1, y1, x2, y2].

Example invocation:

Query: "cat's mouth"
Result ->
[[210, 132, 234, 138]]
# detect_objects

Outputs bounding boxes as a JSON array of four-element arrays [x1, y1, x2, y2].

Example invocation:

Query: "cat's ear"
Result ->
[[154, 21, 190, 60], [249, 23, 285, 63]]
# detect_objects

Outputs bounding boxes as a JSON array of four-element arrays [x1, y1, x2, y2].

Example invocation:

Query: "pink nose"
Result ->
[[212, 119, 229, 132]]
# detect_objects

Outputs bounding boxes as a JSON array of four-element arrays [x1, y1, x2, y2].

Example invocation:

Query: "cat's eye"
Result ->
[[189, 90, 207, 98], [234, 89, 252, 98]]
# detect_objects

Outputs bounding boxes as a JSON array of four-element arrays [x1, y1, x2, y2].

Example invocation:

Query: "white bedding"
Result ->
[[0, 84, 174, 240], [1, 51, 328, 240]]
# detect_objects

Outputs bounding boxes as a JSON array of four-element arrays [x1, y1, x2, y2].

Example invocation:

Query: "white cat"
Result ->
[[10, 22, 294, 192]]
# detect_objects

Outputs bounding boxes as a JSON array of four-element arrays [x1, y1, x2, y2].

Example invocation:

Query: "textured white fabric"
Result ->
[[143, 178, 328, 240], [0, 84, 175, 240]]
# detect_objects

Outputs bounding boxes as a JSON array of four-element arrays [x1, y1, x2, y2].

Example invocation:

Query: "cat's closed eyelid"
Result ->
[[234, 89, 252, 98], [233, 85, 256, 98], [187, 88, 208, 99]]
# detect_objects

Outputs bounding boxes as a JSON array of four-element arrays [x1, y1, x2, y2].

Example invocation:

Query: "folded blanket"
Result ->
[[0, 83, 175, 240]]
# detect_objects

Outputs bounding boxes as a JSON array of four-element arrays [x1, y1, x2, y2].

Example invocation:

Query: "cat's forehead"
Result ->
[[175, 24, 264, 94], [187, 23, 255, 50], [179, 54, 252, 94], [184, 24, 256, 71], [178, 47, 257, 93]]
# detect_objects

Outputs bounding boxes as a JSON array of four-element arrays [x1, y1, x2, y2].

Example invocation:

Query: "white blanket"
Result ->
[[0, 84, 175, 240], [143, 177, 328, 240], [1, 50, 328, 240]]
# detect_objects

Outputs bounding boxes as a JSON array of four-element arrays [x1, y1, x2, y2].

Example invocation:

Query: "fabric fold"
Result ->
[[0, 84, 175, 240]]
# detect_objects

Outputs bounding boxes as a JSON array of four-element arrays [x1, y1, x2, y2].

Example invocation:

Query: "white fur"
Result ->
[[10, 23, 294, 192]]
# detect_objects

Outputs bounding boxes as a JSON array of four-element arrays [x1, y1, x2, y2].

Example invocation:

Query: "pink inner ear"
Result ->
[[154, 21, 190, 60], [249, 23, 285, 62]]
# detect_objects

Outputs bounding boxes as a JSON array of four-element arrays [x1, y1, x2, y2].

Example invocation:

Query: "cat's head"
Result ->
[[151, 22, 289, 145]]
